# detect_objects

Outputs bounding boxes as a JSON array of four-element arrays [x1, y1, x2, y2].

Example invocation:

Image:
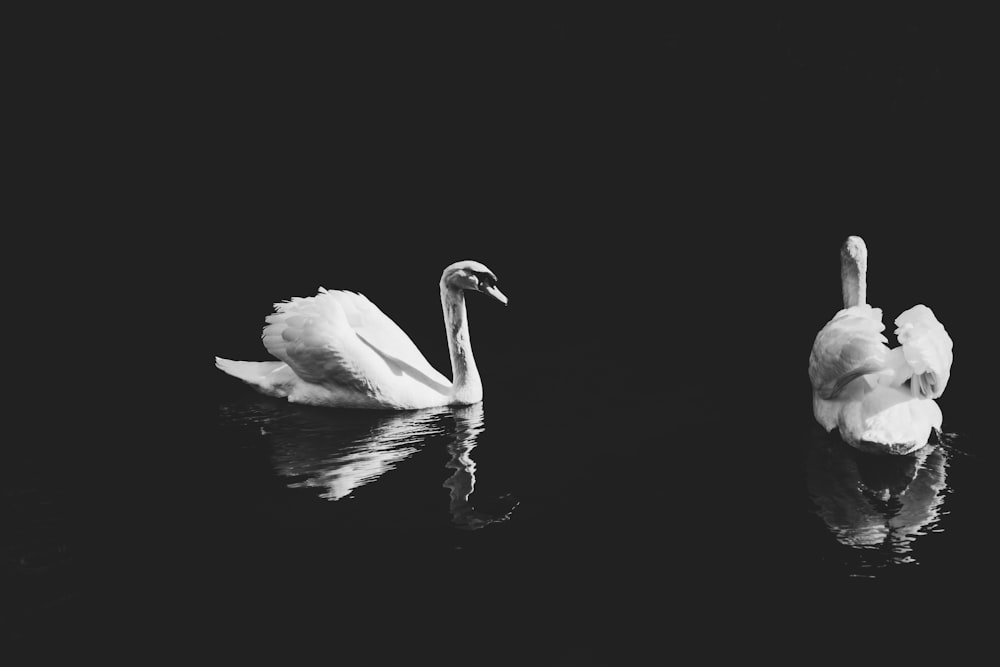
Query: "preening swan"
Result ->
[[216, 260, 508, 409], [808, 237, 953, 455]]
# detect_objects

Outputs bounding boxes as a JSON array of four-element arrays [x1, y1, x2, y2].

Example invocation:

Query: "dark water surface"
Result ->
[[8, 339, 992, 656], [9, 6, 995, 659]]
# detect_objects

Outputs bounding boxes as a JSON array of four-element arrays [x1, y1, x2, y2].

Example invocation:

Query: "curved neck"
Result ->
[[841, 253, 867, 308], [441, 284, 482, 404]]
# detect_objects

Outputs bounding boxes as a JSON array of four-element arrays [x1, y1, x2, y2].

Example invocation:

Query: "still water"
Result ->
[[211, 391, 973, 578], [218, 399, 516, 528], [6, 359, 991, 652]]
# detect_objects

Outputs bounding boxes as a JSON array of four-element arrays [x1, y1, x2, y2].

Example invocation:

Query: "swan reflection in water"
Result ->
[[218, 399, 512, 528], [442, 404, 516, 530], [805, 429, 950, 566]]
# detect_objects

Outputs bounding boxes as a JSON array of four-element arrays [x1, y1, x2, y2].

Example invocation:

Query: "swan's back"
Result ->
[[809, 304, 953, 453], [259, 288, 452, 407]]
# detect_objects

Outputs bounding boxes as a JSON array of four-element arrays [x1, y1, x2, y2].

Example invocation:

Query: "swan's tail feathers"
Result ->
[[215, 357, 296, 397]]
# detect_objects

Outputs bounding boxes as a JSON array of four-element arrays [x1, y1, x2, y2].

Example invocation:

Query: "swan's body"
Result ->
[[216, 260, 507, 410], [808, 237, 953, 455]]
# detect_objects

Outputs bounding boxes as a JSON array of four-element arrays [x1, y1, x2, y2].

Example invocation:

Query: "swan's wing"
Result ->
[[809, 305, 891, 399], [321, 290, 451, 386], [261, 291, 370, 390], [261, 289, 450, 390], [894, 305, 953, 398]]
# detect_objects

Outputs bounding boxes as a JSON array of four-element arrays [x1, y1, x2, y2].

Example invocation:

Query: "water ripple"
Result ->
[[805, 428, 949, 568], [218, 399, 515, 528]]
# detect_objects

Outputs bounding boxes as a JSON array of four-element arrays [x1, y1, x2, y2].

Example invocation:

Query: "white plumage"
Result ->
[[808, 237, 953, 454], [216, 260, 507, 409]]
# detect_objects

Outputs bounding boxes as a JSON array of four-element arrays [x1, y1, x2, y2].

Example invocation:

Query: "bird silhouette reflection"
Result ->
[[218, 398, 513, 528], [805, 428, 949, 566], [442, 403, 516, 530]]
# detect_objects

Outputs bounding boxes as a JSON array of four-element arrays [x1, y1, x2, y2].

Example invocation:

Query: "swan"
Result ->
[[808, 236, 953, 455], [215, 260, 508, 409]]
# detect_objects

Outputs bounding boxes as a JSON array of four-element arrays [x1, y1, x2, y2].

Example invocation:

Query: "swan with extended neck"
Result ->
[[216, 260, 507, 409], [808, 237, 953, 455]]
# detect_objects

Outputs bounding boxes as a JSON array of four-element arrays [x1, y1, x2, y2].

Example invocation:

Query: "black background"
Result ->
[[8, 5, 996, 659]]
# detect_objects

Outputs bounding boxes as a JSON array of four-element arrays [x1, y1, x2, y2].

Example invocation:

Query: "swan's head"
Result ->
[[841, 236, 868, 267], [840, 235, 868, 308], [441, 260, 508, 305]]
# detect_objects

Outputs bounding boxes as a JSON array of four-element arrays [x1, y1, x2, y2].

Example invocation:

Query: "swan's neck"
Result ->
[[841, 253, 867, 308], [441, 285, 482, 404]]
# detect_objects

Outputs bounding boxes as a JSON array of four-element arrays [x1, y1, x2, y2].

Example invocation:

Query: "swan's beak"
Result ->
[[483, 284, 508, 305]]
